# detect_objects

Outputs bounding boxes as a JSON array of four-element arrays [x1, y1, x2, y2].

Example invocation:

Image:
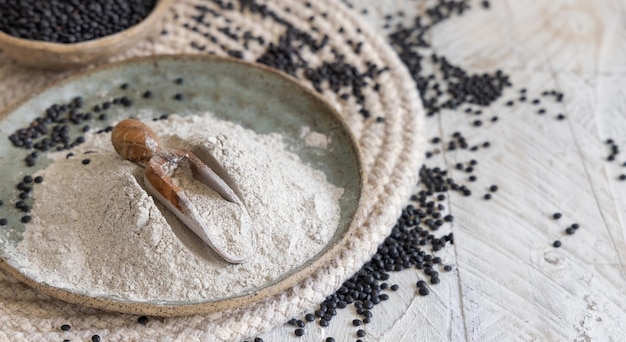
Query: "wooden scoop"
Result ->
[[111, 119, 256, 264]]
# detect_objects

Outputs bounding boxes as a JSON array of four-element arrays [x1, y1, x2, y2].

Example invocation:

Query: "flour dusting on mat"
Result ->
[[15, 114, 343, 301]]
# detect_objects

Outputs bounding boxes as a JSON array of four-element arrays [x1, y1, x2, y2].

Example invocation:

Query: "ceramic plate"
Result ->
[[0, 55, 363, 316]]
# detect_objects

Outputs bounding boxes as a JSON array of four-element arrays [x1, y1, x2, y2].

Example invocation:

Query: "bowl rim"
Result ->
[[0, 0, 173, 52], [0, 54, 367, 317]]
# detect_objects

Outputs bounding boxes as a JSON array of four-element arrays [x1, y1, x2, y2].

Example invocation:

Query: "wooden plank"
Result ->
[[431, 0, 626, 73], [261, 1, 626, 340]]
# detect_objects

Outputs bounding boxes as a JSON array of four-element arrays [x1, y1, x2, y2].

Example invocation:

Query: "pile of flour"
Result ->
[[15, 114, 344, 302]]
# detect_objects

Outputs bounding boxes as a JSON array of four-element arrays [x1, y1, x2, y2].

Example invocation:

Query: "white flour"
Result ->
[[15, 114, 343, 302]]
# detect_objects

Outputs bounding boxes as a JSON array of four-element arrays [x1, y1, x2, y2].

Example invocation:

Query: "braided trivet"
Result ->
[[0, 0, 424, 340]]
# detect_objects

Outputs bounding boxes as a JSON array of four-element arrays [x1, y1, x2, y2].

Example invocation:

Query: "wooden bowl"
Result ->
[[0, 0, 173, 70]]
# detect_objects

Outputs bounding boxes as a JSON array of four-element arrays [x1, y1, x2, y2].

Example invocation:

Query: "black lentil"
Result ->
[[484, 194, 491, 200], [34, 176, 43, 183], [489, 185, 498, 192], [21, 216, 32, 223], [0, 219, 7, 226], [174, 94, 184, 101], [82, 159, 91, 165], [353, 319, 362, 326], [326, 338, 335, 342], [443, 265, 452, 272], [553, 240, 562, 248], [254, 338, 263, 342], [0, 0, 158, 43], [294, 328, 304, 336], [553, 212, 562, 219], [357, 329, 366, 337], [60, 324, 71, 331], [92, 335, 101, 342], [619, 174, 626, 181], [565, 228, 575, 235], [418, 287, 430, 296], [138, 316, 149, 325]]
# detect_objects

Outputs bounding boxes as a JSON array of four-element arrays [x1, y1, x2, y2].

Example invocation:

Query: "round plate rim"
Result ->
[[0, 54, 366, 317]]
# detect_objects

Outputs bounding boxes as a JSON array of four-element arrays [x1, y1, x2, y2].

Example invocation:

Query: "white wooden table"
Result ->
[[261, 1, 626, 340]]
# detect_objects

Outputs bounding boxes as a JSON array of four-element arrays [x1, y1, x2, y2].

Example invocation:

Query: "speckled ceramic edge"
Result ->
[[0, 54, 366, 317], [0, 0, 173, 70]]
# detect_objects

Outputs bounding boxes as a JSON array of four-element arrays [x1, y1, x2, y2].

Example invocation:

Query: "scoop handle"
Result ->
[[111, 119, 162, 167]]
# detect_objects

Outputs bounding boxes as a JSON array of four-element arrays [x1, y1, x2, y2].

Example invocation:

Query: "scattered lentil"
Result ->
[[553, 240, 562, 248]]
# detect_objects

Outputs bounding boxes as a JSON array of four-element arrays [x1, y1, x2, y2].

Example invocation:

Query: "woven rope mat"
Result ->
[[0, 0, 424, 340]]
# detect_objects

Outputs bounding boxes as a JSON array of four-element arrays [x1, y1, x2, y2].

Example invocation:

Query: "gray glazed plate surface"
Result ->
[[0, 55, 363, 316]]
